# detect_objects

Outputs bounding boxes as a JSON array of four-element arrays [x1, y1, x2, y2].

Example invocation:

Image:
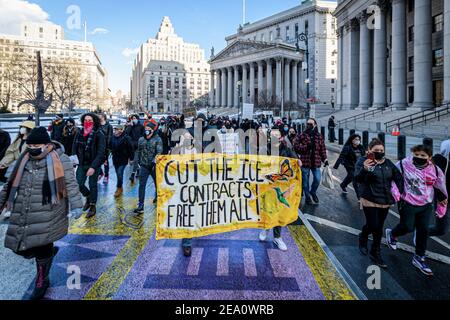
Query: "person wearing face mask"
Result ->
[[126, 115, 145, 183], [429, 140, 450, 238], [110, 125, 134, 198], [61, 118, 78, 156], [259, 129, 297, 251], [72, 113, 106, 218], [293, 118, 329, 205], [386, 145, 448, 276], [0, 121, 35, 182], [328, 116, 336, 143], [0, 127, 83, 300], [287, 127, 297, 145], [133, 120, 163, 215], [334, 134, 365, 196], [48, 114, 66, 143], [355, 139, 404, 268], [0, 128, 11, 184]]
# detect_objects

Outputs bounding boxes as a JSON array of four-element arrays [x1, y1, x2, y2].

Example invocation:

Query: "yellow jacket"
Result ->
[[0, 137, 27, 168]]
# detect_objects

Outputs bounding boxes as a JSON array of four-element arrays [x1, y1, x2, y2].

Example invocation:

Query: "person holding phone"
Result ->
[[354, 138, 404, 268]]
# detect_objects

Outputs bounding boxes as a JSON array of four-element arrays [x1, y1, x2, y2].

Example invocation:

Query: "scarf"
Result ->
[[2, 144, 67, 211]]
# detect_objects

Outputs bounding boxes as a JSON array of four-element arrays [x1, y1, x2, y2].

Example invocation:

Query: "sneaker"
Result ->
[[311, 194, 320, 204], [183, 246, 192, 257], [133, 204, 144, 215], [103, 176, 109, 184], [305, 196, 313, 205], [259, 230, 270, 242], [385, 229, 398, 250], [340, 184, 348, 194], [412, 255, 433, 276], [273, 238, 288, 251], [82, 199, 91, 212], [86, 205, 97, 219], [359, 233, 369, 256], [369, 250, 388, 269]]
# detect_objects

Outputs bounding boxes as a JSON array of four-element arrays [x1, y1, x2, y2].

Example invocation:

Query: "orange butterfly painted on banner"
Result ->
[[265, 159, 294, 183]]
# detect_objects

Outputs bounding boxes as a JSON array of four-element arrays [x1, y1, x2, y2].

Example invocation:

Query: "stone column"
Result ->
[[350, 22, 360, 110], [372, 7, 387, 109], [227, 67, 233, 108], [209, 70, 215, 107], [444, 0, 450, 104], [266, 59, 273, 101], [291, 61, 298, 105], [276, 58, 282, 103], [284, 59, 291, 102], [359, 16, 371, 110], [249, 63, 256, 104], [242, 64, 248, 104], [257, 61, 264, 104], [221, 68, 227, 107], [234, 66, 239, 108], [413, 0, 433, 110], [215, 70, 221, 107], [391, 0, 408, 110]]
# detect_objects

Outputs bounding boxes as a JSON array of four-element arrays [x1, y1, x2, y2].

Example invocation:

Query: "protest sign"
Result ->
[[155, 153, 302, 240]]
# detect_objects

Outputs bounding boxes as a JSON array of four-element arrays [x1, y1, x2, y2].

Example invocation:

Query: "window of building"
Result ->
[[305, 20, 309, 33], [433, 14, 443, 33], [276, 26, 281, 38], [408, 0, 414, 12], [408, 26, 414, 42], [408, 86, 414, 103], [286, 26, 290, 41], [295, 23, 299, 38], [433, 49, 443, 67], [408, 56, 414, 72], [269, 31, 273, 42]]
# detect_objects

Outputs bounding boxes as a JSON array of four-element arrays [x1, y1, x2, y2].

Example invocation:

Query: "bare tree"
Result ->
[[256, 90, 278, 113]]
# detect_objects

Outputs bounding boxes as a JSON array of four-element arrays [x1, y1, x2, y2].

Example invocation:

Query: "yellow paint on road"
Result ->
[[288, 225, 357, 300]]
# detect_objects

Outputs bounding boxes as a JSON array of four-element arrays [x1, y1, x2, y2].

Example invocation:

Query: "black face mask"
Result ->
[[413, 157, 428, 167], [28, 148, 43, 157], [374, 152, 385, 161], [306, 124, 315, 131]]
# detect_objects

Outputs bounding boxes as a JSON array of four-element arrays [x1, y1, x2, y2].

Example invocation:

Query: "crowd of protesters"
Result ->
[[0, 110, 448, 300]]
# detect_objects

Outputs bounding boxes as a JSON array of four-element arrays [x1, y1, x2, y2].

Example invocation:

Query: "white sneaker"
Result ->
[[3, 210, 11, 219], [273, 237, 288, 251], [259, 230, 270, 242]]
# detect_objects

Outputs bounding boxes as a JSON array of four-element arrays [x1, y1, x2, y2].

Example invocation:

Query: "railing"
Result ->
[[385, 103, 450, 132], [337, 106, 394, 128]]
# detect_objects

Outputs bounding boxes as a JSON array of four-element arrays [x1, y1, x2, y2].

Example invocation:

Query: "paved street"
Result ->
[[0, 166, 356, 301], [304, 150, 450, 300]]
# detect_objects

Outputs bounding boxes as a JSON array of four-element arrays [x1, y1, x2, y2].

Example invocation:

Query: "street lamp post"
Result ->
[[296, 31, 310, 119]]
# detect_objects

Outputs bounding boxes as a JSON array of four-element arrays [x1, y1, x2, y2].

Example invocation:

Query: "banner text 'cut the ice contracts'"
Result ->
[[155, 153, 302, 240]]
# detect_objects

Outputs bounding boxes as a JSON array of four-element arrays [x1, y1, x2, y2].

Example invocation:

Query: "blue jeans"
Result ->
[[138, 165, 156, 206], [302, 167, 321, 198], [114, 165, 126, 188]]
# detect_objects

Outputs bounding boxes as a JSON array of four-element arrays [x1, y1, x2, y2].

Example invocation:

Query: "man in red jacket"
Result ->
[[294, 118, 329, 205]]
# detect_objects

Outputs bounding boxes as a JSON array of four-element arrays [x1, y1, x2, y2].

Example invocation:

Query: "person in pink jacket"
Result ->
[[386, 145, 448, 276]]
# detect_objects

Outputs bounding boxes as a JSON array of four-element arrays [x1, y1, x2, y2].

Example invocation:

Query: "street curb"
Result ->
[[297, 209, 368, 301]]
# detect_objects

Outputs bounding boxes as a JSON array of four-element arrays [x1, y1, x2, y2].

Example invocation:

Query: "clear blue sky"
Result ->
[[31, 0, 306, 94]]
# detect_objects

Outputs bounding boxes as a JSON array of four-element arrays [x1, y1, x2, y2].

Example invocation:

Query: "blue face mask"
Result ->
[[284, 127, 289, 132], [145, 130, 153, 136]]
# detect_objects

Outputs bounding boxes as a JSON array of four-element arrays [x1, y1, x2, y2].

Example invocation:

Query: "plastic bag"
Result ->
[[321, 166, 335, 190]]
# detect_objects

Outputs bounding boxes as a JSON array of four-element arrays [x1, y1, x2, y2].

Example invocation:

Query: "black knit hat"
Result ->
[[26, 127, 51, 145]]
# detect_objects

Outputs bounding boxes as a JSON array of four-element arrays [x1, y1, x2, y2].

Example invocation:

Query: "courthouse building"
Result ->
[[0, 22, 110, 113], [335, 0, 450, 110], [209, 0, 338, 116], [130, 17, 210, 113]]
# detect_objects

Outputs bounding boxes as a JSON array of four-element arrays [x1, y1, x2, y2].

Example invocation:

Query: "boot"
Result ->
[[29, 247, 59, 301], [369, 248, 388, 269], [129, 173, 136, 183], [114, 187, 123, 198], [183, 246, 192, 257], [86, 205, 97, 219], [359, 233, 369, 256]]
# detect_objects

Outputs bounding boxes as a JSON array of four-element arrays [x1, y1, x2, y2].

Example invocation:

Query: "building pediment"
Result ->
[[211, 40, 278, 62]]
